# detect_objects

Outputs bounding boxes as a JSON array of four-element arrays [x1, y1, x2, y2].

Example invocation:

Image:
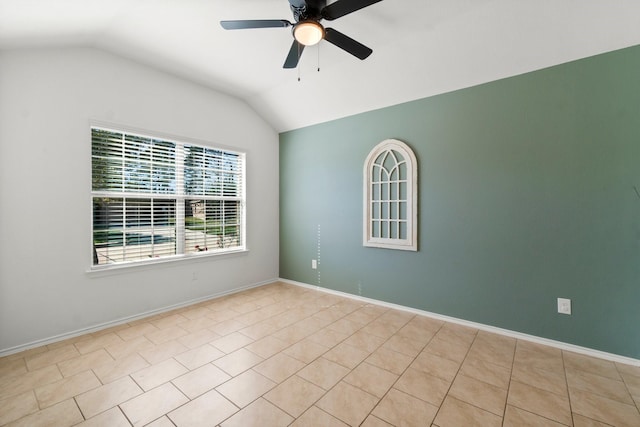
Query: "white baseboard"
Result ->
[[0, 278, 278, 357], [280, 278, 640, 367]]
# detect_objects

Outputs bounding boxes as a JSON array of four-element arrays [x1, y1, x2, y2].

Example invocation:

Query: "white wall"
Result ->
[[0, 48, 279, 353]]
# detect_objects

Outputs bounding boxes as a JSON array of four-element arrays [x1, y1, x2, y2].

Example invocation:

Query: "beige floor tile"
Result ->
[[4, 398, 83, 427], [459, 356, 511, 389], [172, 363, 231, 399], [410, 350, 461, 382], [511, 363, 568, 396], [622, 372, 640, 401], [342, 330, 386, 353], [7, 283, 640, 427], [211, 331, 254, 354], [291, 406, 349, 427], [343, 362, 398, 398], [173, 343, 224, 370], [211, 319, 247, 336], [76, 375, 143, 419], [435, 324, 477, 346], [423, 336, 471, 364], [563, 351, 621, 381], [253, 353, 306, 383], [2, 346, 47, 362], [514, 342, 564, 374], [326, 318, 364, 335], [361, 415, 394, 426], [264, 375, 325, 418], [569, 388, 640, 426], [93, 352, 150, 384], [314, 307, 348, 323], [0, 358, 27, 380], [284, 338, 329, 364], [0, 365, 62, 401], [25, 345, 80, 371], [139, 340, 189, 365], [172, 316, 216, 336], [572, 413, 612, 427], [116, 322, 160, 341], [344, 307, 381, 326], [394, 323, 438, 346], [382, 333, 427, 357], [297, 357, 350, 390], [372, 388, 438, 426], [503, 405, 566, 426], [394, 368, 451, 406], [177, 328, 220, 349], [75, 333, 124, 355], [467, 337, 515, 369], [238, 321, 281, 340], [121, 382, 189, 427], [433, 396, 502, 427], [216, 369, 276, 408], [131, 358, 188, 391], [244, 336, 290, 359], [151, 313, 189, 330], [57, 348, 114, 377], [316, 381, 379, 426], [75, 407, 132, 427], [180, 306, 211, 320], [105, 335, 155, 359], [144, 416, 176, 427], [323, 342, 370, 369], [220, 397, 294, 427], [366, 346, 414, 375], [307, 328, 350, 348], [34, 370, 101, 408], [145, 325, 189, 345], [272, 324, 314, 345], [449, 374, 507, 416], [566, 366, 634, 404], [0, 391, 38, 425], [213, 348, 264, 376], [508, 380, 572, 426], [616, 362, 640, 379]]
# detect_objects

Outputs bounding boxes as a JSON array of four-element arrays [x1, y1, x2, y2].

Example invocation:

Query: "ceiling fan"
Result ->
[[220, 0, 383, 69]]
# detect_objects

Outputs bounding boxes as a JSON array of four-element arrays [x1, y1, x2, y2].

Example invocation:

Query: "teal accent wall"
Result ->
[[279, 45, 640, 359]]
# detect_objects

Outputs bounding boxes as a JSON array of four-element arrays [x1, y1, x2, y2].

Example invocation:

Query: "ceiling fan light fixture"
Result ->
[[293, 21, 324, 46]]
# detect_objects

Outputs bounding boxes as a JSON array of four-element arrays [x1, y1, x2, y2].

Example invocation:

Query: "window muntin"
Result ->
[[91, 127, 245, 267], [364, 139, 417, 251]]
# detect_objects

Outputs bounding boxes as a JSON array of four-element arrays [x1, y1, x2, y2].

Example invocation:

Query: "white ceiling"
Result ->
[[1, 0, 639, 132]]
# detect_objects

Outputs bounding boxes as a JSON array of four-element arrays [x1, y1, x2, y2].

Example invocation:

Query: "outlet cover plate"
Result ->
[[557, 298, 571, 315]]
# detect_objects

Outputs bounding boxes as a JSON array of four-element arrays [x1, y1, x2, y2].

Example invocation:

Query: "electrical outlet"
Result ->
[[557, 298, 571, 315], [311, 259, 317, 269]]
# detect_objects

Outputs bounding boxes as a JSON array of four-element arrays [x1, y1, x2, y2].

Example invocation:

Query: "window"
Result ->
[[91, 127, 245, 267], [363, 139, 417, 251]]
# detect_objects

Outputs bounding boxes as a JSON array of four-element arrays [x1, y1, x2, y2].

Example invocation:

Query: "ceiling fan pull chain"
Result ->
[[298, 42, 303, 81], [317, 43, 321, 72]]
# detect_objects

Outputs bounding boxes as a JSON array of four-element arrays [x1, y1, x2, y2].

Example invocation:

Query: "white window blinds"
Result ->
[[91, 127, 245, 267]]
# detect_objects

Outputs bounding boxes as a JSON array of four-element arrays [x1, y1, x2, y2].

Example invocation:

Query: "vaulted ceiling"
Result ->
[[1, 0, 639, 132]]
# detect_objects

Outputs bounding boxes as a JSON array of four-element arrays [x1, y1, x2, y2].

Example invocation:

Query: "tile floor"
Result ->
[[1, 281, 639, 427]]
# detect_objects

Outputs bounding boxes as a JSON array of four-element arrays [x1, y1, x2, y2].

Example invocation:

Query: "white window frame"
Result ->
[[90, 125, 246, 270], [363, 139, 418, 251]]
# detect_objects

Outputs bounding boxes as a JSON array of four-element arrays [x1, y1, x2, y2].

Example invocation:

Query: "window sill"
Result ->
[[86, 248, 249, 277]]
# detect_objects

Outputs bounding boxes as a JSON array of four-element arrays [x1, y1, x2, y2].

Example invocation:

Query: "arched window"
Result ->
[[363, 139, 418, 251]]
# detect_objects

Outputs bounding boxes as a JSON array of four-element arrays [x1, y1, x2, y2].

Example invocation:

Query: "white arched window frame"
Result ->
[[363, 139, 418, 251]]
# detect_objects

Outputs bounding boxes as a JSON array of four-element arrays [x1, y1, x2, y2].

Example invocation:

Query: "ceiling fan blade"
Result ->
[[283, 40, 305, 68], [321, 0, 383, 21], [324, 28, 372, 60], [220, 20, 292, 30]]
